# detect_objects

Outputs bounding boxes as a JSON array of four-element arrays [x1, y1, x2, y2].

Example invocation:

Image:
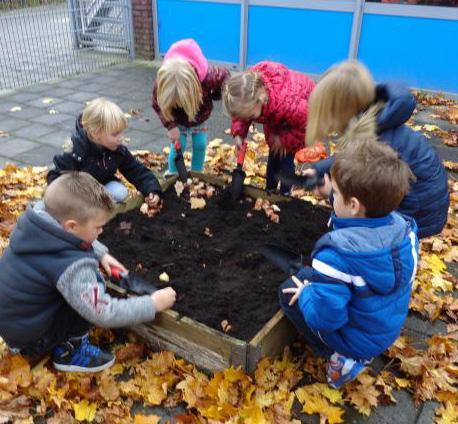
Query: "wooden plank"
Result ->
[[247, 310, 296, 373], [132, 310, 247, 373]]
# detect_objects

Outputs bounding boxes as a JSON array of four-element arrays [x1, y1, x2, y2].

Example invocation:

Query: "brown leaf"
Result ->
[[115, 343, 145, 363]]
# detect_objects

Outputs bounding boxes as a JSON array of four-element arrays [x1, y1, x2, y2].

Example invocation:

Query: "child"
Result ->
[[152, 38, 230, 175], [223, 61, 315, 195], [0, 172, 176, 372], [303, 61, 449, 239], [47, 98, 162, 207], [279, 140, 419, 388]]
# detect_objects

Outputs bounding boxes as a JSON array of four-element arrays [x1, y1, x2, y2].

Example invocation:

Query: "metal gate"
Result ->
[[68, 0, 134, 52], [0, 0, 134, 92]]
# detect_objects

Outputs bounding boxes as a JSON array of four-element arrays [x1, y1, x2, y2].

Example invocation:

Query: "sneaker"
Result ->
[[327, 352, 367, 389], [52, 335, 115, 373]]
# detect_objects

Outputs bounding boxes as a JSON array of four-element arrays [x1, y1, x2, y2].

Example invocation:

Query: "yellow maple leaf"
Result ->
[[239, 404, 268, 424], [431, 275, 453, 292], [296, 385, 345, 423], [394, 377, 411, 389], [134, 414, 161, 424], [435, 400, 458, 424], [424, 254, 447, 274], [423, 124, 440, 132], [72, 399, 97, 422], [322, 386, 344, 405]]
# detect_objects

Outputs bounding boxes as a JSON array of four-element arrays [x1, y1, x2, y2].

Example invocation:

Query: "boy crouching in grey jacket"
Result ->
[[0, 172, 176, 372]]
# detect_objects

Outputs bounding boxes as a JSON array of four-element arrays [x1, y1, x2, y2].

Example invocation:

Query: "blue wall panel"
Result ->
[[157, 0, 240, 64], [358, 14, 458, 93], [247, 6, 353, 74]]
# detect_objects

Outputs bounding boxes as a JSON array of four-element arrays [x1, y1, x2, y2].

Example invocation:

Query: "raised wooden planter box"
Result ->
[[111, 172, 296, 373]]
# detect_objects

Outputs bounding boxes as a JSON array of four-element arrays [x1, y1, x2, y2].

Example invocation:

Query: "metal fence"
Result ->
[[0, 0, 134, 91]]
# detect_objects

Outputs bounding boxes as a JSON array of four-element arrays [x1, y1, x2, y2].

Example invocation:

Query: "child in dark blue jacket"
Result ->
[[303, 61, 449, 239], [280, 140, 419, 388], [47, 98, 162, 208]]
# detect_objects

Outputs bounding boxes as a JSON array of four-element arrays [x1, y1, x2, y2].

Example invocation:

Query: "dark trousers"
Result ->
[[266, 150, 295, 194], [20, 304, 91, 358], [278, 267, 333, 358]]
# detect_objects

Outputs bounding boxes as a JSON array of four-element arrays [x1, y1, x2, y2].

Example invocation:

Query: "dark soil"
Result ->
[[101, 186, 330, 341]]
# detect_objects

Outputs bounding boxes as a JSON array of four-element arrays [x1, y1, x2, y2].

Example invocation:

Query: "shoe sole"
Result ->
[[53, 357, 115, 373]]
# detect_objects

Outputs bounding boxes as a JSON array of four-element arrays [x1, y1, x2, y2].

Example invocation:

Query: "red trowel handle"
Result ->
[[110, 266, 126, 280], [237, 141, 248, 167]]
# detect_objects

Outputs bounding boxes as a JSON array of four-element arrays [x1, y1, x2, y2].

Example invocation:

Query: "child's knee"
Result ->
[[104, 181, 128, 203]]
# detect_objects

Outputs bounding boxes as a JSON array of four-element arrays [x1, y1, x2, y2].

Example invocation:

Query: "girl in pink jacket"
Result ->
[[223, 61, 315, 194], [152, 39, 230, 175]]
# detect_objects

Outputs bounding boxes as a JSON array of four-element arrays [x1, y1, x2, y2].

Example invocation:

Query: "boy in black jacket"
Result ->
[[47, 98, 162, 207]]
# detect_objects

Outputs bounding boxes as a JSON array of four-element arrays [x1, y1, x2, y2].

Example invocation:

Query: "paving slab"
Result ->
[[36, 130, 71, 149], [0, 138, 39, 159]]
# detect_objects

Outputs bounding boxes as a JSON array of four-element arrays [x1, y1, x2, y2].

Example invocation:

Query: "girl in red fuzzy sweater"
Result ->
[[223, 61, 315, 194]]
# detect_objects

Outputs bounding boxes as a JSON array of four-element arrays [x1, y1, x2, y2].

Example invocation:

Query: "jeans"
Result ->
[[104, 180, 128, 203], [278, 266, 333, 358], [266, 150, 295, 195], [18, 303, 91, 358], [168, 126, 208, 173]]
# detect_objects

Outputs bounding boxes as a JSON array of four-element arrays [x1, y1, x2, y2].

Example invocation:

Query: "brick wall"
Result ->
[[131, 0, 154, 60]]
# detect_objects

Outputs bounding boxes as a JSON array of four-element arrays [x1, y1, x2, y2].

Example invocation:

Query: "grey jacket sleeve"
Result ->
[[56, 258, 155, 327], [92, 240, 108, 260]]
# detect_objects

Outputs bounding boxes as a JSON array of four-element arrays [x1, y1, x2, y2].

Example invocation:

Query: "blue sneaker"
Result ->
[[327, 352, 367, 388], [52, 335, 115, 373]]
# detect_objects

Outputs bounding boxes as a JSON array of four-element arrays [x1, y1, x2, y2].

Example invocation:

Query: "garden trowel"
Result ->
[[174, 139, 188, 182], [230, 141, 248, 201], [276, 172, 324, 191], [260, 244, 303, 275], [110, 266, 157, 295]]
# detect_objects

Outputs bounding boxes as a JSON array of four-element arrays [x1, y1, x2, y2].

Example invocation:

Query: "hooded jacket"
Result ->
[[231, 61, 315, 153], [297, 212, 418, 360], [152, 39, 230, 130], [47, 116, 162, 196], [0, 202, 155, 349], [313, 83, 449, 239]]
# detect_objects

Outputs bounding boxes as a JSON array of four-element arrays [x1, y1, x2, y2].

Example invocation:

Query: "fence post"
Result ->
[[67, 0, 82, 49], [151, 0, 160, 58], [239, 0, 248, 70], [348, 0, 365, 60], [126, 0, 136, 58]]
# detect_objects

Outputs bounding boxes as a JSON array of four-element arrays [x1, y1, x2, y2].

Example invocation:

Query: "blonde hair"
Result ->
[[156, 58, 203, 122], [81, 98, 127, 135], [306, 61, 376, 146], [223, 71, 267, 118], [45, 172, 114, 224], [331, 140, 414, 217]]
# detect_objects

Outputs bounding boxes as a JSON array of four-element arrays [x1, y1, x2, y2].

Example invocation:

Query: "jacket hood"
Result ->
[[316, 212, 417, 296], [164, 39, 209, 81], [341, 82, 416, 144], [65, 115, 99, 158], [375, 83, 416, 132], [9, 201, 90, 256]]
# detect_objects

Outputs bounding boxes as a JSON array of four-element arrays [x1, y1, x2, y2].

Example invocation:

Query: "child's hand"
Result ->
[[101, 253, 127, 276], [152, 287, 176, 312], [146, 193, 161, 208], [282, 275, 310, 306], [168, 127, 180, 143]]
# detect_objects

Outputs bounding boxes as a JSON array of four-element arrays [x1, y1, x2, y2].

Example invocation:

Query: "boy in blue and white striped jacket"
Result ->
[[279, 140, 419, 388]]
